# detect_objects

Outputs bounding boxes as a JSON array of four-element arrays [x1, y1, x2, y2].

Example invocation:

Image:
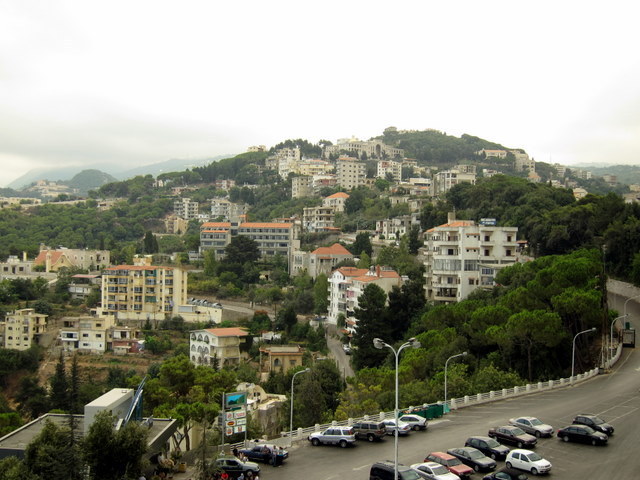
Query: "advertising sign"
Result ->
[[225, 392, 247, 409]]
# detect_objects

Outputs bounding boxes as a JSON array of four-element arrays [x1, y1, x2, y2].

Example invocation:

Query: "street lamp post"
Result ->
[[444, 352, 467, 413], [571, 327, 596, 380], [623, 294, 640, 317], [373, 337, 421, 480], [610, 314, 627, 358], [289, 368, 310, 446]]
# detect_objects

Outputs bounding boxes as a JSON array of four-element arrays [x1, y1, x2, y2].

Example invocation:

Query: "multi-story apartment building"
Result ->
[[322, 192, 349, 212], [302, 206, 335, 232], [199, 220, 300, 269], [423, 213, 519, 303], [291, 243, 354, 279], [173, 197, 199, 220], [298, 159, 333, 176], [324, 137, 403, 160], [336, 157, 367, 190], [327, 266, 402, 324], [0, 253, 34, 277], [189, 327, 249, 367], [101, 256, 188, 320], [291, 176, 314, 199], [59, 313, 116, 354], [210, 199, 247, 220], [275, 147, 301, 179], [432, 169, 477, 196], [375, 215, 416, 240], [0, 309, 48, 351], [34, 246, 110, 273], [68, 273, 101, 300], [377, 160, 402, 181], [477, 149, 508, 159], [513, 152, 535, 173]]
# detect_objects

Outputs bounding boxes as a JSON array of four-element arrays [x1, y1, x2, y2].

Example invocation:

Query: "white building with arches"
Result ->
[[189, 327, 249, 367]]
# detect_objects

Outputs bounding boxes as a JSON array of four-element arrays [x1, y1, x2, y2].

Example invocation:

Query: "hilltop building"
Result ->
[[336, 157, 367, 190], [0, 309, 48, 351], [324, 137, 403, 160], [173, 197, 199, 220], [291, 243, 354, 279], [323, 192, 349, 212], [423, 212, 519, 303], [34, 246, 110, 273], [189, 327, 249, 367]]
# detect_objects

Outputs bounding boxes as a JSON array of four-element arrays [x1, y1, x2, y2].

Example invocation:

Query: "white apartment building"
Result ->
[[291, 243, 354, 279], [324, 137, 403, 159], [174, 197, 200, 220], [0, 309, 48, 351], [291, 176, 314, 199], [327, 266, 402, 324], [513, 152, 535, 173], [376, 215, 416, 240], [377, 160, 402, 181], [59, 314, 116, 354], [336, 157, 367, 190], [101, 256, 188, 320], [432, 169, 477, 196], [275, 147, 301, 179], [298, 159, 333, 176], [189, 327, 249, 367], [302, 206, 335, 232], [423, 213, 519, 303], [210, 198, 248, 220], [322, 192, 349, 212]]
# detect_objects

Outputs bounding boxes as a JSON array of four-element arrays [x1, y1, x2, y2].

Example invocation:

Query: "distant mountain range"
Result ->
[[6, 154, 235, 190]]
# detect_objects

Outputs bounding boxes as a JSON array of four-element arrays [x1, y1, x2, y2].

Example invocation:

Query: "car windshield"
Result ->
[[468, 450, 484, 459], [401, 470, 422, 480], [530, 418, 543, 426], [431, 465, 449, 475], [511, 427, 525, 435], [527, 452, 542, 461], [591, 416, 604, 425], [486, 438, 501, 447], [446, 458, 462, 466], [581, 426, 596, 434]]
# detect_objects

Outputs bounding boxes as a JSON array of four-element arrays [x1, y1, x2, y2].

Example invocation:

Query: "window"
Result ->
[[484, 249, 490, 256]]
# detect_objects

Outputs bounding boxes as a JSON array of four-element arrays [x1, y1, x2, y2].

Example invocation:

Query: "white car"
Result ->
[[506, 449, 552, 475], [411, 462, 460, 480], [382, 419, 412, 436], [399, 414, 428, 431], [508, 416, 554, 438]]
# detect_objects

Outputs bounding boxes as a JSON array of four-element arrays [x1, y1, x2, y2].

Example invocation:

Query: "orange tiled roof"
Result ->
[[205, 327, 249, 337], [105, 265, 173, 271], [336, 267, 369, 277], [311, 243, 352, 256], [201, 222, 231, 229], [33, 250, 64, 265], [240, 222, 293, 229], [426, 220, 474, 232], [326, 192, 350, 199]]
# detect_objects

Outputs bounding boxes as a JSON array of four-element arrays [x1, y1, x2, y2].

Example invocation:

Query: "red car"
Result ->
[[424, 451, 474, 478]]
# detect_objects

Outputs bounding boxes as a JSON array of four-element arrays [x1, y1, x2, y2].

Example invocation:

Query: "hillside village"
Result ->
[[1, 128, 639, 478]]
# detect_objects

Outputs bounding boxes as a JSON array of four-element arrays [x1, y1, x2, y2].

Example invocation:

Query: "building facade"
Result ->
[[322, 192, 349, 212], [324, 137, 403, 159], [291, 243, 354, 278], [336, 157, 367, 190], [59, 314, 116, 354], [0, 309, 48, 351], [423, 213, 519, 303], [302, 206, 335, 232], [189, 327, 249, 367], [432, 169, 477, 196], [377, 160, 402, 181], [34, 247, 110, 273], [173, 197, 200, 220]]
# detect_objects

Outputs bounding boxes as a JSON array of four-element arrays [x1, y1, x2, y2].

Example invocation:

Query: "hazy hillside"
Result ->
[[64, 169, 118, 196]]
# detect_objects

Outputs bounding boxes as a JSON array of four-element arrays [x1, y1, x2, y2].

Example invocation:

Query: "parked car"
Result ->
[[424, 452, 473, 479], [308, 426, 356, 447], [237, 444, 288, 465], [382, 419, 412, 436], [557, 425, 608, 445], [371, 461, 422, 480], [505, 449, 552, 475], [353, 421, 387, 442], [447, 447, 497, 473], [213, 456, 260, 477], [488, 426, 537, 448], [572, 414, 614, 435], [399, 414, 428, 431], [343, 344, 352, 355], [508, 417, 554, 438], [482, 467, 529, 480], [465, 436, 510, 460], [411, 462, 461, 480]]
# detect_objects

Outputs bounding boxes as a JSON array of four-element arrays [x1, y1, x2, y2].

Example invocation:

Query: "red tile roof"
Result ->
[[205, 327, 249, 337], [240, 222, 293, 229], [326, 192, 350, 199], [105, 265, 172, 271], [311, 243, 352, 256], [33, 250, 64, 265], [427, 220, 474, 232]]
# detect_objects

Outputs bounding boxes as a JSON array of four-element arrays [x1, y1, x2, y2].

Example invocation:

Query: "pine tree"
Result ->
[[49, 352, 69, 411]]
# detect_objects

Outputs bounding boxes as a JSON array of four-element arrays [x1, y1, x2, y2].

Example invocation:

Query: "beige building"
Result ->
[[322, 192, 349, 212], [0, 309, 48, 351], [377, 160, 402, 181], [59, 314, 116, 354], [291, 243, 354, 279], [336, 157, 367, 190], [173, 197, 200, 220], [34, 246, 110, 273], [433, 169, 477, 196], [324, 137, 403, 159], [101, 256, 188, 320], [291, 176, 314, 199], [259, 345, 304, 375], [189, 327, 249, 367], [210, 198, 248, 220], [302, 206, 335, 232]]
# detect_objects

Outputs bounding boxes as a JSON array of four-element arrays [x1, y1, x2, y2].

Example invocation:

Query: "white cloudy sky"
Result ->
[[1, 0, 639, 187]]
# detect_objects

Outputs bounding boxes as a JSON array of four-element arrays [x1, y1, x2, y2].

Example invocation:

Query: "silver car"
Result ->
[[508, 416, 554, 438], [308, 426, 356, 447], [399, 414, 428, 431]]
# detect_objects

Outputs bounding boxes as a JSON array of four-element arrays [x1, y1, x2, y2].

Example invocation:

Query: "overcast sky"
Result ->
[[1, 0, 639, 187]]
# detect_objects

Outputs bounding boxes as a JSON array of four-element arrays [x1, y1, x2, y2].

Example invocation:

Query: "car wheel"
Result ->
[[474, 465, 480, 472], [339, 440, 348, 448], [490, 452, 497, 460], [535, 431, 542, 438], [412, 425, 420, 431], [246, 470, 254, 476], [506, 462, 513, 469], [531, 467, 538, 475], [517, 441, 524, 448], [367, 434, 375, 442], [311, 438, 320, 446], [562, 435, 569, 442]]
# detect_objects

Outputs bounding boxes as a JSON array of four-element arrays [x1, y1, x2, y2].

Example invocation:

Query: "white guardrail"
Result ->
[[279, 361, 611, 445]]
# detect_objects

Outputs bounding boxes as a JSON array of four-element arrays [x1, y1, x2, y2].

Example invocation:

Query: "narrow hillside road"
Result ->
[[325, 324, 354, 378]]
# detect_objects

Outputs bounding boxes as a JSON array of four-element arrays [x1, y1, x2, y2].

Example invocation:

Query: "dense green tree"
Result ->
[[351, 284, 392, 370], [23, 420, 81, 480], [313, 274, 329, 314], [349, 232, 373, 258], [50, 351, 69, 411]]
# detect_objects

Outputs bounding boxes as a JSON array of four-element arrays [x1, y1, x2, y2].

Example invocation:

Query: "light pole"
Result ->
[[289, 367, 310, 446], [373, 337, 421, 480], [610, 314, 627, 357], [444, 351, 467, 413], [571, 327, 596, 380], [623, 294, 640, 317]]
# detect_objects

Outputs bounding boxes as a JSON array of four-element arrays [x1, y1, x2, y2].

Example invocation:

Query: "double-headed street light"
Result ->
[[571, 327, 596, 380], [289, 367, 310, 446], [444, 351, 467, 413], [623, 293, 640, 317], [373, 337, 421, 480]]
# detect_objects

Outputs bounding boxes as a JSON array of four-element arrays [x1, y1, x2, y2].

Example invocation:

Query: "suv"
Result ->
[[353, 421, 387, 442], [464, 436, 510, 460], [308, 426, 356, 448], [370, 461, 422, 480], [572, 414, 614, 435], [212, 456, 260, 478]]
